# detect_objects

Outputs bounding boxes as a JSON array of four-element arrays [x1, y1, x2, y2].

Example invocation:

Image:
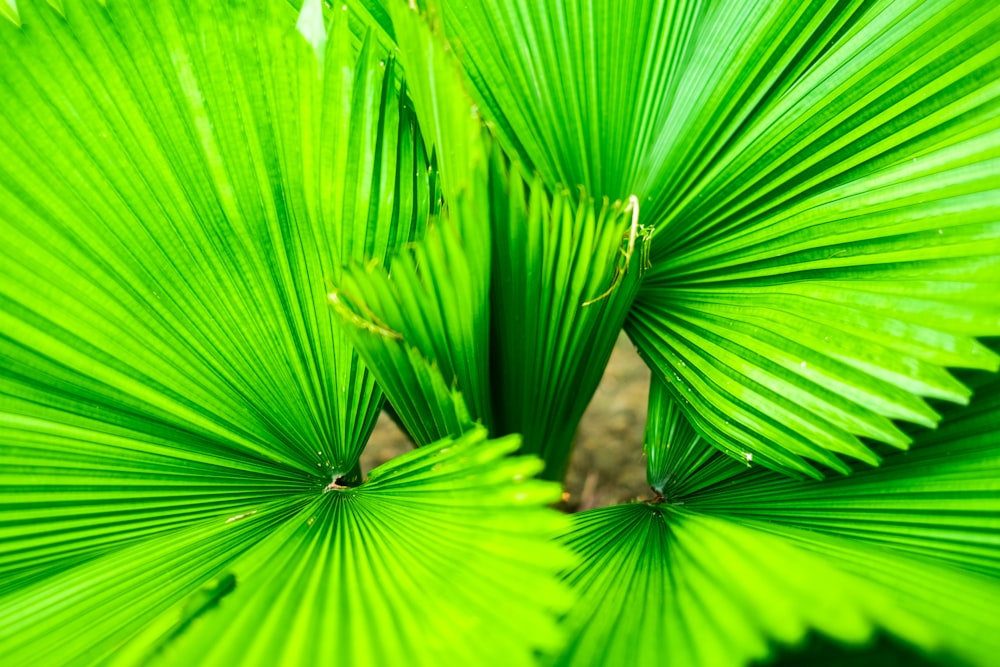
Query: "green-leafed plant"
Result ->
[[1, 0, 998, 665]]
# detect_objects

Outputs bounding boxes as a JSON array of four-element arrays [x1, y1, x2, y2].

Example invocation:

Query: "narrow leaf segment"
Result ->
[[490, 156, 652, 479], [435, 0, 1000, 476], [0, 430, 576, 667], [0, 3, 574, 665], [555, 503, 1000, 667]]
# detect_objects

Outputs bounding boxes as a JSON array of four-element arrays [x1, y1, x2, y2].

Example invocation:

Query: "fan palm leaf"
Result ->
[[339, 2, 660, 480], [556, 503, 1000, 667], [434, 0, 1000, 476], [557, 368, 1000, 665], [329, 0, 494, 442], [0, 429, 575, 666], [0, 2, 574, 664]]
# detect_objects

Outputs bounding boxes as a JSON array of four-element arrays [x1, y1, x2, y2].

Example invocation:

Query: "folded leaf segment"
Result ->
[[331, 2, 653, 480], [554, 365, 1000, 666], [437, 0, 1000, 476], [0, 2, 574, 665], [0, 429, 575, 667], [490, 157, 652, 479]]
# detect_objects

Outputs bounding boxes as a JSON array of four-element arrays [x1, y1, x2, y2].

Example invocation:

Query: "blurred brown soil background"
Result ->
[[360, 332, 653, 511]]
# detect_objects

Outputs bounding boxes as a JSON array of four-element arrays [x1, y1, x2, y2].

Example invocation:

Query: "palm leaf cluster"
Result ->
[[1, 0, 998, 665], [561, 361, 1000, 666]]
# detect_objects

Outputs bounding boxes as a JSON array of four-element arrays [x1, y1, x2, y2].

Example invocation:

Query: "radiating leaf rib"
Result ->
[[0, 495, 310, 667], [438, 0, 701, 203], [678, 370, 1000, 577], [643, 374, 740, 499], [144, 429, 575, 667], [1, 428, 574, 666], [0, 0, 429, 480], [330, 0, 494, 440], [488, 155, 651, 479], [0, 0, 430, 601], [626, 0, 1000, 474], [0, 413, 317, 596], [555, 503, 1000, 667]]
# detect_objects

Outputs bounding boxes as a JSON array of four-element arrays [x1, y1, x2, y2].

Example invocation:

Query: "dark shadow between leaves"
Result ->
[[756, 632, 960, 667]]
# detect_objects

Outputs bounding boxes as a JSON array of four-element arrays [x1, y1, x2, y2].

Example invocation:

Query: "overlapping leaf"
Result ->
[[149, 429, 575, 667], [554, 503, 1000, 667], [680, 366, 1000, 577], [0, 430, 576, 666], [434, 0, 1000, 476], [329, 0, 494, 442], [339, 3, 666, 481], [5, 2, 1000, 666], [0, 0, 432, 589], [643, 374, 736, 499], [489, 156, 651, 479], [1, 4, 582, 665], [587, 362, 1000, 665], [630, 0, 1000, 475]]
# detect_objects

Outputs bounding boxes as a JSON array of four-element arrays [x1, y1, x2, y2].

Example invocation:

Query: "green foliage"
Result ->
[[557, 368, 1000, 666], [0, 1, 571, 664], [330, 0, 494, 443], [556, 504, 982, 667], [439, 0, 1000, 476], [1, 0, 999, 665], [334, 2, 656, 480], [681, 366, 1000, 578], [489, 157, 652, 480], [0, 429, 575, 665]]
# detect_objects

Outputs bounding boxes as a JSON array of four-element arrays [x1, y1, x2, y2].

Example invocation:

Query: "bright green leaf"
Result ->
[[0, 430, 576, 666], [555, 503, 1000, 667]]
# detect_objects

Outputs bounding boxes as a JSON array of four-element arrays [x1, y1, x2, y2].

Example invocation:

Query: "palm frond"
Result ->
[[626, 0, 1000, 475], [150, 429, 575, 667], [678, 370, 1000, 577], [338, 2, 659, 478], [555, 503, 1000, 667], [0, 0, 429, 473], [611, 364, 1000, 665], [330, 0, 494, 438], [0, 0, 425, 597], [431, 0, 1000, 476], [5, 1, 999, 665], [575, 360, 1000, 665], [0, 430, 576, 666], [489, 156, 651, 478]]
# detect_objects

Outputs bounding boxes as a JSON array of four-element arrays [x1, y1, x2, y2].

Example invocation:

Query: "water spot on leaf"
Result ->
[[225, 510, 257, 524]]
